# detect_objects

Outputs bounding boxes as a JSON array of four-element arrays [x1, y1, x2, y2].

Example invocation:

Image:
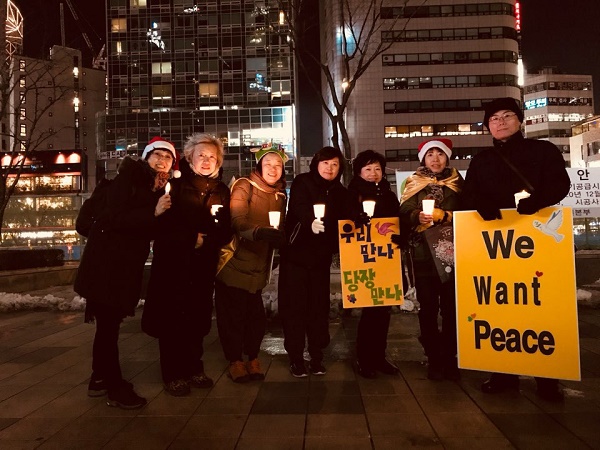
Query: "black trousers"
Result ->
[[91, 302, 124, 389], [489, 372, 559, 391], [278, 258, 331, 363], [414, 270, 457, 360], [214, 280, 266, 362], [356, 306, 392, 368]]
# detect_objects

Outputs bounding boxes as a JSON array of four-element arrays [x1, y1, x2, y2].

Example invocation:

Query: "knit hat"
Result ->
[[483, 97, 524, 129], [142, 137, 181, 178], [417, 138, 453, 162], [251, 143, 289, 164]]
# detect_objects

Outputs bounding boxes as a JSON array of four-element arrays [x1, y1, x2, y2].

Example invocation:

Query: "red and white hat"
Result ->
[[142, 137, 181, 178], [417, 138, 453, 162]]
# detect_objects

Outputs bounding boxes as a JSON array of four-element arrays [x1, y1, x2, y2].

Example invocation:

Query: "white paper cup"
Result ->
[[269, 211, 281, 229], [514, 191, 531, 207], [422, 199, 435, 215], [362, 200, 376, 217], [211, 204, 223, 216], [313, 204, 325, 220]]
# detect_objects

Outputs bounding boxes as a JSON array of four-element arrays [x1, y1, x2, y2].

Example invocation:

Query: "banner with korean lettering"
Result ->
[[338, 218, 404, 309], [454, 207, 580, 380], [558, 167, 600, 218]]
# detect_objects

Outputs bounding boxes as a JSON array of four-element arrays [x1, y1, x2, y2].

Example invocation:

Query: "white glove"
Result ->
[[311, 219, 325, 234]]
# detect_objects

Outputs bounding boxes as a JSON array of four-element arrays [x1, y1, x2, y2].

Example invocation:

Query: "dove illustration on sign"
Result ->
[[533, 209, 564, 243], [375, 222, 395, 236]]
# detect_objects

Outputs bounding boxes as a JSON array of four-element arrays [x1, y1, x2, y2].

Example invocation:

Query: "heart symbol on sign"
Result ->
[[535, 271, 543, 277]]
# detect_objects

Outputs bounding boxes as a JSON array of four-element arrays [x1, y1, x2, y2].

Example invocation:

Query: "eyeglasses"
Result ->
[[488, 112, 518, 125], [150, 151, 173, 162]]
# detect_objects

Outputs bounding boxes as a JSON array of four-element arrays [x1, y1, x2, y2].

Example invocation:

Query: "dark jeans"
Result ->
[[214, 280, 266, 362], [356, 306, 392, 368], [278, 258, 331, 363], [91, 302, 123, 389], [414, 271, 457, 360]]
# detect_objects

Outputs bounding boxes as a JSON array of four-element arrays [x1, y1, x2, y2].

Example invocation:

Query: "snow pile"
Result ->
[[0, 292, 87, 312]]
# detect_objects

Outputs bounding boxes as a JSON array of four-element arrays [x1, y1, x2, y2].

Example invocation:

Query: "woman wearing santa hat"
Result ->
[[399, 138, 464, 381], [75, 136, 176, 409], [142, 133, 232, 397]]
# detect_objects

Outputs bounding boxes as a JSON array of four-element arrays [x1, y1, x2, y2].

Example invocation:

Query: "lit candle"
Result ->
[[313, 204, 325, 220], [269, 211, 281, 229], [514, 190, 530, 207], [164, 182, 171, 194], [422, 199, 435, 225], [362, 200, 376, 217], [211, 204, 223, 216]]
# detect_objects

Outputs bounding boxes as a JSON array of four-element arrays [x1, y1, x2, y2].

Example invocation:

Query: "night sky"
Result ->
[[12, 0, 600, 113]]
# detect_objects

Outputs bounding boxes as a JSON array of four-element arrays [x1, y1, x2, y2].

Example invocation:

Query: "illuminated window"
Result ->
[[271, 80, 291, 99], [152, 85, 172, 99], [19, 92, 25, 104], [131, 0, 146, 6], [199, 83, 219, 98], [111, 18, 127, 33], [20, 124, 26, 136], [151, 62, 172, 75], [19, 60, 25, 71], [73, 67, 79, 78], [19, 77, 25, 88], [19, 108, 25, 120]]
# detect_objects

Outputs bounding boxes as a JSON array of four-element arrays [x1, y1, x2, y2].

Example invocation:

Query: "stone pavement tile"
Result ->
[[439, 437, 514, 449], [206, 376, 262, 398], [0, 384, 71, 418], [307, 393, 364, 414], [44, 360, 92, 387], [580, 348, 600, 377], [356, 376, 412, 396], [371, 435, 444, 449], [304, 436, 373, 450], [251, 395, 308, 414], [459, 381, 542, 414], [309, 380, 360, 396], [237, 436, 304, 450], [257, 380, 310, 398], [487, 412, 586, 448], [194, 396, 255, 415], [550, 412, 600, 448], [0, 418, 18, 432], [168, 437, 238, 450], [305, 414, 369, 437], [263, 356, 299, 382], [416, 393, 484, 414], [427, 412, 504, 438], [362, 394, 422, 414], [176, 414, 247, 439], [36, 439, 106, 449], [311, 360, 355, 381], [240, 413, 305, 437], [0, 364, 32, 383], [0, 416, 70, 441], [102, 416, 188, 448], [366, 412, 434, 438], [42, 415, 131, 442], [0, 440, 39, 449], [28, 384, 97, 418], [140, 391, 204, 416]]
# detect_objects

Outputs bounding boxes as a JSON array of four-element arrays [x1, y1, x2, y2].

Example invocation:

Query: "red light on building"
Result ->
[[515, 2, 521, 32]]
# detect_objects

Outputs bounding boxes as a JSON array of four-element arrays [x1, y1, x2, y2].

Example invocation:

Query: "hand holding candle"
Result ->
[[164, 182, 171, 195]]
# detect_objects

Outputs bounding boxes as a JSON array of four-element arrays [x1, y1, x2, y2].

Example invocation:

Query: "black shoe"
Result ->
[[357, 361, 377, 379], [443, 357, 460, 381], [87, 378, 107, 397], [376, 359, 399, 375], [189, 372, 213, 389], [481, 375, 519, 394], [164, 379, 191, 397], [309, 360, 326, 376], [107, 382, 147, 409], [536, 383, 564, 402], [290, 361, 308, 378]]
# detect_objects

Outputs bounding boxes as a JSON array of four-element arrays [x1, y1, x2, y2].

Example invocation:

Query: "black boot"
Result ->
[[481, 373, 519, 394], [442, 356, 460, 381]]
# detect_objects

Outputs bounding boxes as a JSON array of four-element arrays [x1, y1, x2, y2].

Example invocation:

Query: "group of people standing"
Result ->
[[74, 96, 570, 409]]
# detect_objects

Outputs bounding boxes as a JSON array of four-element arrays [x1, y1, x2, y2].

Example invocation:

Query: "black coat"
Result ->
[[281, 170, 356, 268], [74, 157, 163, 318], [462, 132, 570, 212], [347, 176, 399, 219], [142, 158, 232, 338]]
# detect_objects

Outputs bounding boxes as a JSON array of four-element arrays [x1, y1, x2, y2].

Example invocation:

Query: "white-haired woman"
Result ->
[[143, 133, 232, 396]]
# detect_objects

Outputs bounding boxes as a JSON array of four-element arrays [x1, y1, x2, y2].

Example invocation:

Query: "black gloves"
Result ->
[[354, 211, 370, 228], [254, 227, 286, 248], [517, 197, 539, 215], [390, 234, 402, 248], [477, 205, 502, 221]]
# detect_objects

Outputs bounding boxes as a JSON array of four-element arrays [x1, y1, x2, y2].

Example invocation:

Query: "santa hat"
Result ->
[[417, 138, 453, 162], [141, 137, 181, 178], [251, 143, 289, 164]]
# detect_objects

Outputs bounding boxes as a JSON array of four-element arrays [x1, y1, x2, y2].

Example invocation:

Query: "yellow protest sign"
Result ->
[[454, 207, 580, 380], [338, 218, 403, 309]]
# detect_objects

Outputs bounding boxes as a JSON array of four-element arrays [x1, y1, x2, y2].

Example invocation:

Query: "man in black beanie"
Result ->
[[462, 97, 570, 402]]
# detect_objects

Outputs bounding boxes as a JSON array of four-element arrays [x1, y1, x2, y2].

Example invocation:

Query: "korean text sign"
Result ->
[[338, 218, 404, 309], [454, 208, 580, 380]]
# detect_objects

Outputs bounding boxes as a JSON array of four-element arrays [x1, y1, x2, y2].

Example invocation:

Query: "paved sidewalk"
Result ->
[[0, 286, 598, 449]]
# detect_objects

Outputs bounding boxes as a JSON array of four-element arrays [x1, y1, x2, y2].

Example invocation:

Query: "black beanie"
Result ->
[[483, 97, 524, 129]]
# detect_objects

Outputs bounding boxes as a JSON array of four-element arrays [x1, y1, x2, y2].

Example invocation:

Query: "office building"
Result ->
[[101, 0, 296, 182], [524, 67, 593, 166]]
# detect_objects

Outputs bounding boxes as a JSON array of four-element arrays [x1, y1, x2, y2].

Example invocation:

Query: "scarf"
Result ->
[[400, 166, 463, 206]]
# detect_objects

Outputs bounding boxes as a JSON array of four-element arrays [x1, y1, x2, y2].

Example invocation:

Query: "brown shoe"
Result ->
[[189, 372, 213, 388], [246, 358, 265, 381], [228, 361, 249, 383]]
